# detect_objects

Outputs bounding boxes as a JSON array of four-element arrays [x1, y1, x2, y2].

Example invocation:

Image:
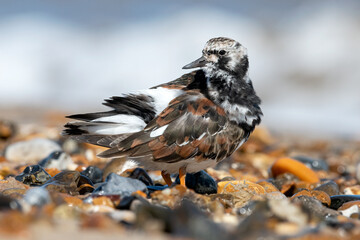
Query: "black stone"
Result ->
[[175, 170, 217, 194], [129, 168, 153, 186], [15, 165, 51, 186], [293, 156, 329, 171], [329, 195, 360, 210], [116, 196, 136, 210], [81, 166, 103, 184]]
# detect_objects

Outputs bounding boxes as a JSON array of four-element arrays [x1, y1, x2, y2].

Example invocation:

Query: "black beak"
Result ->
[[182, 56, 207, 69]]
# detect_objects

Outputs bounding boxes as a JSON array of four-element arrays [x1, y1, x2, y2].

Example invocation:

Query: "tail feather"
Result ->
[[66, 111, 117, 121]]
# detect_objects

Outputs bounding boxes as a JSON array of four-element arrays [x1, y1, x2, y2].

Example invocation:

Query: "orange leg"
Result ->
[[179, 166, 186, 187], [161, 170, 173, 187]]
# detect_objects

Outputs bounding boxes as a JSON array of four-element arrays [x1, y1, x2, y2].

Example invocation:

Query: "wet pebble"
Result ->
[[15, 165, 51, 186], [292, 195, 339, 221], [329, 195, 360, 210], [93, 173, 147, 197], [38, 151, 76, 170], [5, 138, 61, 164], [23, 187, 51, 207], [42, 170, 94, 195], [314, 180, 339, 196], [293, 155, 329, 171], [175, 170, 217, 194], [81, 166, 103, 184], [128, 168, 153, 186]]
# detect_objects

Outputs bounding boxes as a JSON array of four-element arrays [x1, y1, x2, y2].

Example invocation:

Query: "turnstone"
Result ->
[[63, 37, 262, 187]]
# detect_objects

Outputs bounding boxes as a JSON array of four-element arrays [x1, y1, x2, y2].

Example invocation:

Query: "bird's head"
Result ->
[[183, 37, 249, 77]]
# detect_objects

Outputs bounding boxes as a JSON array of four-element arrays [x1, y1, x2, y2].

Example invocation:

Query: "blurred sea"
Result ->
[[0, 0, 359, 139]]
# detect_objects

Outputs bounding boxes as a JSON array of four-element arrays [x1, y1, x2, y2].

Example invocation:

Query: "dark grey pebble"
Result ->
[[93, 173, 147, 197], [175, 170, 217, 194], [293, 155, 329, 171], [314, 180, 339, 196], [15, 165, 51, 186], [292, 195, 339, 220], [329, 195, 360, 210], [81, 166, 103, 184]]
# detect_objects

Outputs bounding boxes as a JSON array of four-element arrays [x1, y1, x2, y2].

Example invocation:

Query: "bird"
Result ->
[[62, 37, 262, 187]]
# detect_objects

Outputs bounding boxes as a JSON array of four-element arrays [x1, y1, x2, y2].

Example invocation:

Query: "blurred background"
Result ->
[[0, 0, 359, 139]]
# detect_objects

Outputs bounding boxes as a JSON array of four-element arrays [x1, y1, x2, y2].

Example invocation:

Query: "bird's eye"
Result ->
[[219, 50, 226, 56]]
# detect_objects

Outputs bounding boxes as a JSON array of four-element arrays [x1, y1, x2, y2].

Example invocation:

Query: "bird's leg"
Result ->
[[179, 166, 186, 187], [161, 170, 173, 187]]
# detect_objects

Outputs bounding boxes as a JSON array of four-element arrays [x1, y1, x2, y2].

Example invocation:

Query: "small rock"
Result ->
[[42, 170, 94, 195], [292, 195, 339, 221], [271, 173, 298, 195], [339, 205, 360, 218], [15, 165, 51, 186], [338, 200, 360, 211], [314, 180, 340, 196], [0, 177, 29, 192], [0, 120, 16, 140], [116, 196, 136, 210], [92, 173, 147, 197], [1, 188, 27, 200], [0, 194, 20, 210], [330, 195, 360, 210], [257, 181, 279, 193], [293, 156, 329, 171], [344, 185, 360, 195], [5, 138, 61, 164], [128, 168, 153, 186], [24, 188, 51, 207], [81, 166, 103, 184], [38, 151, 76, 170], [175, 170, 217, 194], [218, 180, 265, 195]]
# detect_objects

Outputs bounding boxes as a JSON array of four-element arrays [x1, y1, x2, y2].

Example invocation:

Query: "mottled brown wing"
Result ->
[[98, 91, 246, 163]]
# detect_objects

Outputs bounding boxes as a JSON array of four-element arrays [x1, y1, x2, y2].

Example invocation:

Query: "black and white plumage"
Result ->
[[63, 37, 262, 182]]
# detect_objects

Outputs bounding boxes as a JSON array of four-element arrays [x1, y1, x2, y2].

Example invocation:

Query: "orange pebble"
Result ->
[[93, 196, 114, 208], [257, 181, 279, 193], [290, 189, 312, 200], [64, 196, 83, 206], [311, 190, 331, 206], [338, 200, 360, 211], [132, 190, 147, 198], [45, 168, 61, 177], [217, 180, 266, 194], [271, 158, 320, 183]]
